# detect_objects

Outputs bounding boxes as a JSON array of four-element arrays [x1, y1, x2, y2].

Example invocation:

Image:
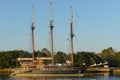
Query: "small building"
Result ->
[[17, 57, 52, 68]]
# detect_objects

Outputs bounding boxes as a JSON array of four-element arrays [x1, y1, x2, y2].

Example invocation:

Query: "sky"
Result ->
[[0, 0, 120, 53]]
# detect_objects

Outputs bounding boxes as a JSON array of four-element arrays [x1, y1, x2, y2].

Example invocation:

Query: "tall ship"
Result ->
[[12, 0, 84, 75], [30, 0, 80, 74]]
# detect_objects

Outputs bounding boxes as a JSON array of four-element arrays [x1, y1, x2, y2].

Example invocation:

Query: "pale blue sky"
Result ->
[[0, 0, 120, 53]]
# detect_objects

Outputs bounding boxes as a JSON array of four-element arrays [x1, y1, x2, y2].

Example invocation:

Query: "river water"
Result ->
[[0, 73, 120, 80]]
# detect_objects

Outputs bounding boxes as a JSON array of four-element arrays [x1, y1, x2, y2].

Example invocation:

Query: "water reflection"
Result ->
[[17, 77, 73, 80], [12, 77, 100, 80], [1, 73, 120, 80], [11, 73, 120, 80]]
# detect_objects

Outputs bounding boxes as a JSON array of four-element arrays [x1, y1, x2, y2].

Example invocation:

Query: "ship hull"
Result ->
[[32, 66, 80, 74], [32, 69, 79, 74]]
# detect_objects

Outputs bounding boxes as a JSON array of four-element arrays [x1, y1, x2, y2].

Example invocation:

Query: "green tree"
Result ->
[[98, 47, 118, 67], [54, 51, 68, 64], [74, 51, 104, 67], [114, 52, 120, 66], [41, 48, 51, 57]]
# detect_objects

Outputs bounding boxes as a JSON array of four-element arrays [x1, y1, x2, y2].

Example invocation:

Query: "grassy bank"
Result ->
[[113, 69, 120, 76], [0, 69, 12, 75]]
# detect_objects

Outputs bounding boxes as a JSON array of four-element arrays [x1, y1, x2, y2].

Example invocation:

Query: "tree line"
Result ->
[[0, 47, 120, 69]]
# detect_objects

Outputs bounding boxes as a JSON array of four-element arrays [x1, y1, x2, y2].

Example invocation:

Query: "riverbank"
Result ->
[[0, 69, 12, 76], [0, 69, 12, 74]]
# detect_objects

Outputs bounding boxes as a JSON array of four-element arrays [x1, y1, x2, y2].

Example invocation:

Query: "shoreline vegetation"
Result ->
[[1, 47, 120, 77], [1, 47, 120, 69]]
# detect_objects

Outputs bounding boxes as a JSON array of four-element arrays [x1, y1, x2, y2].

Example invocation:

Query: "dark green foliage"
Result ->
[[115, 52, 120, 65], [35, 48, 51, 57], [98, 47, 119, 67], [0, 50, 29, 69], [54, 51, 69, 64], [74, 52, 104, 67], [0, 48, 51, 68], [0, 47, 120, 68], [41, 48, 51, 57]]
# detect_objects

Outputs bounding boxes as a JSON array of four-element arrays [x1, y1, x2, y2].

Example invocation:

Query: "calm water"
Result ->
[[0, 73, 120, 80]]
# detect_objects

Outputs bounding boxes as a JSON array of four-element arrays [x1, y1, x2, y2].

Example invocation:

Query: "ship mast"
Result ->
[[50, 0, 54, 65], [31, 0, 35, 62], [70, 6, 74, 65]]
